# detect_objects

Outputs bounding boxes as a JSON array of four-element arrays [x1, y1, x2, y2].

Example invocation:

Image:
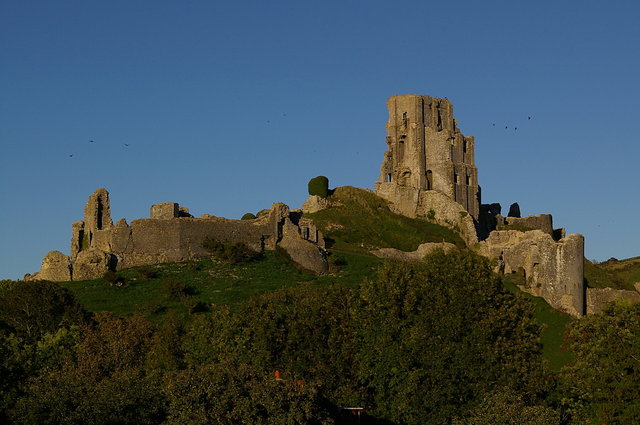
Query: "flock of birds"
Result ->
[[68, 113, 528, 158], [68, 140, 130, 158], [492, 116, 532, 131]]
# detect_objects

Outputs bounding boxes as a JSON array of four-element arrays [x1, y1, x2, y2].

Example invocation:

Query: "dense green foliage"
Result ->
[[0, 280, 90, 342], [452, 388, 560, 425], [502, 276, 575, 372], [561, 301, 640, 424], [308, 176, 330, 198], [355, 250, 548, 424], [306, 186, 464, 253], [0, 250, 577, 424], [241, 212, 256, 220]]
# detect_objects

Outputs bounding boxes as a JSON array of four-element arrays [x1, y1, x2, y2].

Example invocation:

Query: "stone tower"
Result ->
[[375, 94, 480, 219]]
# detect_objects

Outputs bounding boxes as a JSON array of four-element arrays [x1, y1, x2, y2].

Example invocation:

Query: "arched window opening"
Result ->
[[387, 173, 392, 183], [426, 170, 433, 190]]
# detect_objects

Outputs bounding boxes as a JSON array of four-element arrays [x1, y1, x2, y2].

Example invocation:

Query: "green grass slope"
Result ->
[[503, 275, 575, 372], [585, 256, 640, 290], [305, 186, 465, 253], [59, 250, 382, 318]]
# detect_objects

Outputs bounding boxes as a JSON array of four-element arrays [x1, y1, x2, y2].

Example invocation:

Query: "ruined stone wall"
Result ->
[[586, 287, 640, 314], [92, 215, 280, 269], [478, 230, 585, 317], [83, 188, 112, 245], [376, 94, 479, 219], [504, 214, 553, 236], [150, 203, 179, 219], [26, 189, 328, 281]]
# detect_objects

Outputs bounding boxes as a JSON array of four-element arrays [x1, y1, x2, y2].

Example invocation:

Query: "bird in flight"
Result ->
[[528, 116, 532, 120], [69, 154, 74, 157], [124, 144, 129, 147], [89, 140, 95, 143]]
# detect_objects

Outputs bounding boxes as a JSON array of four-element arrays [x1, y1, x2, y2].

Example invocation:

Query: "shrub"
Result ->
[[241, 213, 256, 220], [202, 238, 261, 264], [103, 270, 126, 286], [136, 266, 159, 280], [161, 278, 192, 299], [308, 176, 329, 199]]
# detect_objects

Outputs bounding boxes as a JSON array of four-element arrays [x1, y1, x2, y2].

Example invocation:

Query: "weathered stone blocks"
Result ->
[[372, 242, 456, 262], [25, 250, 72, 281], [150, 203, 179, 219], [586, 288, 640, 314], [72, 248, 116, 281], [478, 230, 584, 317]]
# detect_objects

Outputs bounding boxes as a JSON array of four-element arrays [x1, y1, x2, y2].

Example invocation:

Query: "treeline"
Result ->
[[1, 250, 638, 424]]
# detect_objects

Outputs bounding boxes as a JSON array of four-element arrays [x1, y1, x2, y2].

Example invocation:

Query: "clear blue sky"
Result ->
[[2, 0, 639, 279]]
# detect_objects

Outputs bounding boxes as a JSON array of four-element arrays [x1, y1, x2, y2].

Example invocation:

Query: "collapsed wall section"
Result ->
[[479, 230, 585, 317]]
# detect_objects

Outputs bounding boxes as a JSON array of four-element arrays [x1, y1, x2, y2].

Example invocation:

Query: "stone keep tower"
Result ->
[[375, 94, 480, 219]]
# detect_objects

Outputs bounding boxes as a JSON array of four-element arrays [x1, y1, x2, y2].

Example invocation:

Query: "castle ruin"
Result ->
[[26, 190, 329, 282], [375, 94, 585, 316], [28, 93, 639, 317]]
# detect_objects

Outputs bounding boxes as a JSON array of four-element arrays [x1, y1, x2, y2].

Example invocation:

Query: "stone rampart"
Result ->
[[28, 189, 328, 281], [504, 214, 553, 236], [586, 288, 640, 314], [478, 230, 584, 317]]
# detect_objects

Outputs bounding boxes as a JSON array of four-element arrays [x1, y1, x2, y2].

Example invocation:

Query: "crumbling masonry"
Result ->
[[27, 189, 328, 281]]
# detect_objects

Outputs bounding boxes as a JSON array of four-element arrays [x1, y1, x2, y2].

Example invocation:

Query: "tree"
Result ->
[[11, 313, 166, 425], [452, 387, 560, 425], [0, 280, 90, 342], [354, 250, 547, 425], [164, 361, 333, 425], [308, 176, 330, 199], [561, 301, 640, 425], [182, 285, 360, 406]]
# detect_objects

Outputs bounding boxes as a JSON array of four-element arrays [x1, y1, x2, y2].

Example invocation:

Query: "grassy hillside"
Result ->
[[503, 275, 574, 372], [305, 186, 465, 253], [59, 250, 382, 318], [585, 256, 640, 290]]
